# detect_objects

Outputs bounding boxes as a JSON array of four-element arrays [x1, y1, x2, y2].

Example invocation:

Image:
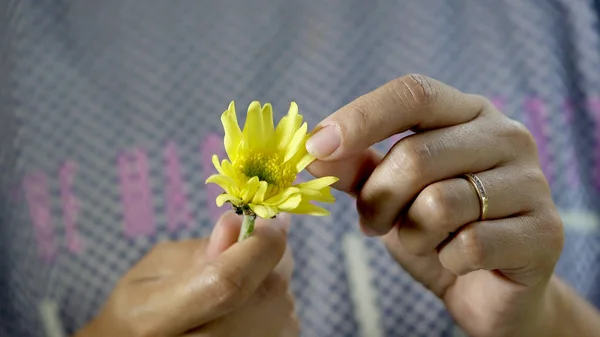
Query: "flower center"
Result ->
[[235, 152, 296, 195]]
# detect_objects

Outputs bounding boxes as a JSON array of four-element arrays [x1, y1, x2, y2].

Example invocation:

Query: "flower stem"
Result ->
[[238, 213, 256, 242]]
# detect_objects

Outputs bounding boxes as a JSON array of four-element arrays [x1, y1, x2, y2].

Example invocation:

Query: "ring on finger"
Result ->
[[463, 173, 489, 221]]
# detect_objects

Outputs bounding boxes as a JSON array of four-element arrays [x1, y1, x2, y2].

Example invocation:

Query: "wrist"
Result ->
[[508, 275, 578, 337], [535, 275, 564, 337], [539, 275, 600, 337]]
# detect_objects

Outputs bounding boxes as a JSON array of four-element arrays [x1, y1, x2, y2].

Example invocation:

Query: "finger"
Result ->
[[381, 227, 456, 297], [438, 211, 564, 286], [167, 222, 288, 333], [206, 211, 243, 258], [357, 118, 533, 235], [305, 74, 488, 160], [399, 166, 548, 255], [307, 148, 382, 196]]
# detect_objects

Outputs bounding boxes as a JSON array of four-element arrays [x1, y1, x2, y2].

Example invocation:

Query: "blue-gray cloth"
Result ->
[[1, 1, 599, 336]]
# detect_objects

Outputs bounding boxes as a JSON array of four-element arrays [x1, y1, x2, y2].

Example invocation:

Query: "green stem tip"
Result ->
[[238, 213, 257, 242]]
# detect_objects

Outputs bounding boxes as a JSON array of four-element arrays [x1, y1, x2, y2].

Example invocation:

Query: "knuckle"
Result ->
[[522, 168, 551, 197], [473, 93, 491, 104], [542, 210, 565, 256], [454, 226, 486, 271], [473, 94, 495, 110], [393, 74, 438, 106], [344, 103, 372, 138], [508, 118, 530, 135], [415, 184, 456, 230], [389, 139, 430, 180], [202, 261, 249, 312], [505, 119, 538, 153]]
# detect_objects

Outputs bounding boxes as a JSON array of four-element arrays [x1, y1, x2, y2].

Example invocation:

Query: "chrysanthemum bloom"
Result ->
[[205, 101, 338, 240]]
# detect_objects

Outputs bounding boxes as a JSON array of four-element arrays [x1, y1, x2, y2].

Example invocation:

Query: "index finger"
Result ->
[[305, 74, 486, 160]]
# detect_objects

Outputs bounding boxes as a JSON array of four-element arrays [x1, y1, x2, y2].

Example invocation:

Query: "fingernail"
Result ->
[[306, 125, 341, 159], [272, 213, 291, 231]]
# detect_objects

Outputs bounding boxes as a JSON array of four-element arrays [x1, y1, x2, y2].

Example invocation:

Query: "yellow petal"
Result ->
[[284, 122, 308, 162], [318, 186, 336, 203], [276, 194, 302, 210], [264, 187, 300, 205], [221, 159, 237, 178], [299, 186, 335, 203], [240, 176, 260, 203], [242, 101, 265, 149], [261, 103, 275, 144], [286, 134, 314, 171], [216, 193, 241, 207], [252, 181, 269, 204], [250, 204, 279, 218], [205, 174, 236, 195], [296, 153, 316, 172], [211, 155, 225, 175], [288, 202, 331, 216], [297, 176, 339, 190], [275, 102, 303, 151], [221, 102, 243, 161]]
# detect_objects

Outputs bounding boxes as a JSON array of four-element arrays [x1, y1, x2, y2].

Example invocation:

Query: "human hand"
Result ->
[[306, 74, 564, 337], [74, 211, 298, 337]]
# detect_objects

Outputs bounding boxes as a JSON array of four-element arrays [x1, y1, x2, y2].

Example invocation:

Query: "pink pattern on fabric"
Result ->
[[59, 161, 84, 254], [589, 97, 600, 190], [524, 98, 553, 186], [561, 99, 581, 189], [164, 141, 195, 232], [117, 148, 156, 238]]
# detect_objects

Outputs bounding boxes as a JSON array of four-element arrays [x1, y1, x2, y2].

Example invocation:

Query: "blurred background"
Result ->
[[1, 1, 599, 336]]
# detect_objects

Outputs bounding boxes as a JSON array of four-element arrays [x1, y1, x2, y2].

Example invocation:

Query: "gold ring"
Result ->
[[463, 173, 488, 221]]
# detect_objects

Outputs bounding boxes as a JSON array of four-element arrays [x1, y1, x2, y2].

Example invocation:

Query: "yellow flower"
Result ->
[[205, 101, 339, 219]]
